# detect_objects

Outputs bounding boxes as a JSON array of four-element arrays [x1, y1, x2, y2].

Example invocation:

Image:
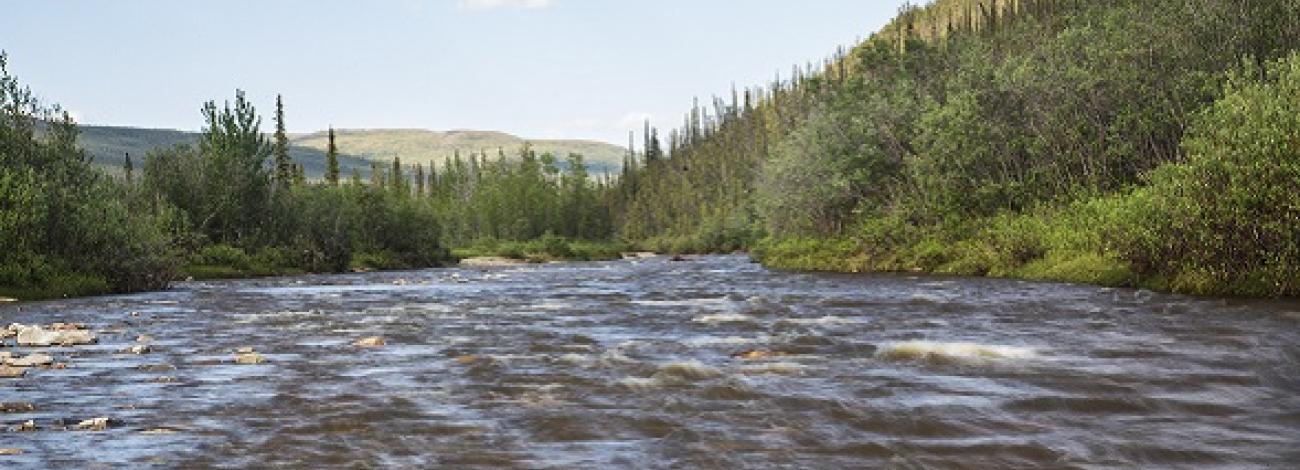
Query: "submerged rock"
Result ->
[[732, 350, 787, 360], [13, 420, 36, 432], [454, 355, 483, 365], [0, 448, 23, 455], [0, 402, 37, 413], [13, 324, 97, 347], [121, 345, 152, 355], [353, 336, 386, 348]]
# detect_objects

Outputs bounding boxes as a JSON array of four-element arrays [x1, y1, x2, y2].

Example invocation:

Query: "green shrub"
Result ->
[[1104, 54, 1300, 296]]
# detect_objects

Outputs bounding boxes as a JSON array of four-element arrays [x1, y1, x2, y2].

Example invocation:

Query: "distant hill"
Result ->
[[77, 125, 626, 178], [289, 129, 626, 176], [76, 125, 374, 178]]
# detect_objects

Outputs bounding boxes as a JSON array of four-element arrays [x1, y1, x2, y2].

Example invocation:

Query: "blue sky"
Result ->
[[1, 0, 908, 145]]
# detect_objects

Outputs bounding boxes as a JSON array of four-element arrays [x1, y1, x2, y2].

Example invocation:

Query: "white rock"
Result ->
[[75, 417, 111, 431], [15, 325, 97, 347], [7, 353, 53, 367], [0, 366, 25, 379]]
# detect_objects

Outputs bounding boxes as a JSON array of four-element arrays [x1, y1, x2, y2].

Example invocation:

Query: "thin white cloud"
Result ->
[[458, 0, 554, 11]]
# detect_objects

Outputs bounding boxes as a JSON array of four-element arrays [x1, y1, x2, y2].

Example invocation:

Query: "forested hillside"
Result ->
[[614, 0, 1300, 296]]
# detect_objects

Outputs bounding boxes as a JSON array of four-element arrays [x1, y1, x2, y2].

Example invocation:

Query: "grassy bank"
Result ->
[[451, 236, 630, 263]]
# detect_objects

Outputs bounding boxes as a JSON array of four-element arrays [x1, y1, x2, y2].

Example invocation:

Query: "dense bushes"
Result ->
[[1105, 54, 1300, 296], [1, 53, 178, 297]]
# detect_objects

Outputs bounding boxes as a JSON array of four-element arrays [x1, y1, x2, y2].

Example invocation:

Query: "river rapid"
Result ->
[[2, 255, 1298, 469]]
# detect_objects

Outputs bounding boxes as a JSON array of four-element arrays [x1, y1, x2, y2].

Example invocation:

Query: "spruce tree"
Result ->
[[415, 163, 426, 197], [325, 127, 340, 187], [124, 152, 134, 185], [273, 94, 293, 188]]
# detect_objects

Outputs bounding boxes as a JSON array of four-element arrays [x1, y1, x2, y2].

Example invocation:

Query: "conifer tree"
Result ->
[[325, 127, 340, 187], [124, 152, 134, 185], [273, 94, 293, 188], [415, 163, 426, 197]]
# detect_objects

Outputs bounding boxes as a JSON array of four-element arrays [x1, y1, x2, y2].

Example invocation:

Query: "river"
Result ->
[[2, 255, 1298, 468]]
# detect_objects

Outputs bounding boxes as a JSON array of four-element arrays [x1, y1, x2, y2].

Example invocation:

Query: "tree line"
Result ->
[[0, 53, 616, 298]]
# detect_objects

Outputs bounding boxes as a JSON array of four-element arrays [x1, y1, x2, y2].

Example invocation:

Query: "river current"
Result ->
[[2, 255, 1298, 468]]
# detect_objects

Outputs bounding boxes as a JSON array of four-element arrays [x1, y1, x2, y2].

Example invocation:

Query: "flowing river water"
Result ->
[[2, 255, 1298, 469]]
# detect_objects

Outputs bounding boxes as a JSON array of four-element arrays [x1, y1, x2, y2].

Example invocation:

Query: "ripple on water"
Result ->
[[2, 254, 1297, 469]]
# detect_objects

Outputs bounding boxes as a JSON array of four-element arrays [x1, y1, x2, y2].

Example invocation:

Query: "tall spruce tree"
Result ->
[[325, 126, 340, 186], [124, 152, 134, 185], [273, 94, 293, 188]]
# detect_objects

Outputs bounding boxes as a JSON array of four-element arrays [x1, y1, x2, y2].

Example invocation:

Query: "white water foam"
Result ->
[[876, 341, 1038, 364]]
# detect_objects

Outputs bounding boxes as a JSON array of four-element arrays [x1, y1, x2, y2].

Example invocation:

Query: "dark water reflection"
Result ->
[[2, 255, 1298, 468]]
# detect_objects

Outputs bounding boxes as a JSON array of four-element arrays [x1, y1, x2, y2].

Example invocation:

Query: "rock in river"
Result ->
[[6, 353, 54, 367], [353, 336, 386, 348], [234, 348, 267, 365], [12, 324, 97, 347], [0, 366, 25, 379], [75, 417, 112, 431]]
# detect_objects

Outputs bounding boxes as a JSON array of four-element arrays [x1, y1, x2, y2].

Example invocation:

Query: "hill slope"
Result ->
[[77, 125, 627, 177], [76, 125, 374, 178], [289, 129, 626, 175]]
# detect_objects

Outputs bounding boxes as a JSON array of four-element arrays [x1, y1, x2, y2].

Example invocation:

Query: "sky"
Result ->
[[1, 0, 909, 145]]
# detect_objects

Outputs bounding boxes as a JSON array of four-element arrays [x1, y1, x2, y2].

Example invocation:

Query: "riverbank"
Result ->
[[450, 238, 630, 264], [0, 238, 632, 302]]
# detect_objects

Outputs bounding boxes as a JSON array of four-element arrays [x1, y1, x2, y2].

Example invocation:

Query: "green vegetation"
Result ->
[[1, 53, 619, 299], [1, 54, 179, 299], [615, 0, 1300, 297]]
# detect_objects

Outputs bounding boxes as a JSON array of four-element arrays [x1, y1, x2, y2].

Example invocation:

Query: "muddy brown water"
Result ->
[[2, 255, 1298, 469]]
